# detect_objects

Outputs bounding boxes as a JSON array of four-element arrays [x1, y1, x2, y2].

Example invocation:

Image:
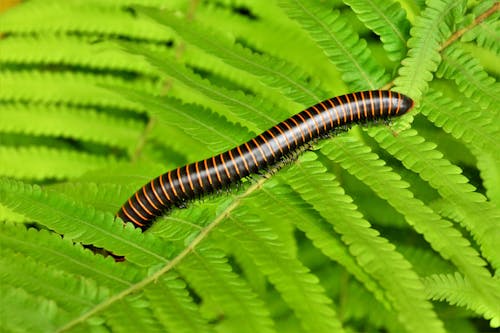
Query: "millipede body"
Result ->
[[117, 90, 414, 230]]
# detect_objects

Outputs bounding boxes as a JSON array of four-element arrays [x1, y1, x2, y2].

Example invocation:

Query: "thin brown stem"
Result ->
[[57, 177, 267, 332], [440, 1, 499, 51]]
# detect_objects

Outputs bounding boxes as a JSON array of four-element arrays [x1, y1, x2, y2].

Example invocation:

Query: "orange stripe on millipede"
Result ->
[[368, 90, 376, 117], [378, 91, 384, 116], [296, 113, 313, 139], [228, 149, 242, 176], [122, 205, 144, 227], [212, 156, 223, 184], [150, 180, 165, 206], [351, 92, 360, 121], [252, 137, 268, 163], [135, 192, 153, 216], [319, 101, 334, 128], [159, 174, 172, 201], [142, 186, 159, 211], [335, 96, 348, 123], [185, 165, 195, 193], [219, 153, 232, 180], [245, 142, 260, 167], [236, 146, 250, 173], [262, 132, 281, 156], [386, 90, 392, 115], [344, 94, 354, 122], [326, 99, 341, 126], [281, 121, 298, 146], [274, 124, 291, 150], [195, 162, 205, 189], [288, 116, 306, 142], [312, 104, 328, 132], [394, 92, 402, 115], [176, 168, 187, 194], [303, 109, 321, 136], [168, 171, 179, 197], [128, 198, 148, 221], [203, 159, 214, 186], [361, 91, 369, 119]]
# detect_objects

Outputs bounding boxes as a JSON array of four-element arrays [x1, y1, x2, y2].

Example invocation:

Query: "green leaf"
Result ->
[[279, 0, 388, 90], [283, 152, 445, 333], [343, 0, 411, 62], [394, 0, 467, 99]]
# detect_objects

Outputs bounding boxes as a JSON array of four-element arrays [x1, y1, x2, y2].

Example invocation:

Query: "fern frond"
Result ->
[[45, 167, 174, 215], [103, 298, 163, 333], [341, 278, 404, 333], [0, 222, 141, 289], [283, 152, 445, 333], [111, 87, 250, 154], [0, 1, 170, 40], [245, 181, 390, 308], [0, 36, 160, 75], [0, 0, 497, 331], [0, 285, 60, 333], [0, 71, 152, 109], [397, 245, 454, 276], [278, 0, 388, 90], [320, 135, 500, 319], [0, 104, 143, 153], [419, 88, 500, 203], [419, 89, 498, 153], [461, 0, 500, 55], [0, 203, 26, 222], [135, 6, 324, 106], [125, 46, 288, 132], [394, 0, 467, 99], [192, 1, 345, 93], [423, 272, 500, 327], [476, 152, 500, 204], [219, 214, 343, 332], [0, 252, 105, 314], [0, 146, 119, 180], [438, 43, 500, 109], [145, 273, 214, 333], [177, 246, 275, 333], [370, 128, 500, 271], [321, 135, 487, 270], [0, 178, 172, 267], [343, 0, 411, 62]]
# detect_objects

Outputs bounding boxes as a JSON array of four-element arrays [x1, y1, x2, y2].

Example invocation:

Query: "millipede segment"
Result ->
[[117, 90, 414, 230]]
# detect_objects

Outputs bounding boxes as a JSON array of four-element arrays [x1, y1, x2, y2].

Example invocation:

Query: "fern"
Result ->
[[144, 273, 214, 333], [135, 6, 325, 106], [279, 0, 389, 90], [343, 0, 411, 62], [176, 246, 275, 333], [460, 0, 500, 55], [0, 71, 152, 109], [438, 43, 499, 109], [370, 128, 500, 271], [0, 178, 172, 266], [248, 181, 391, 308], [394, 0, 467, 99], [282, 152, 445, 333], [0, 146, 120, 180], [122, 45, 289, 132], [423, 272, 500, 327], [319, 135, 500, 321], [219, 213, 343, 332], [0, 0, 498, 332], [0, 104, 143, 153]]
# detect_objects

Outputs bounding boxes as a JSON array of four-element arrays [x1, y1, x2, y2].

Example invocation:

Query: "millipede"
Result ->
[[117, 90, 414, 230]]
